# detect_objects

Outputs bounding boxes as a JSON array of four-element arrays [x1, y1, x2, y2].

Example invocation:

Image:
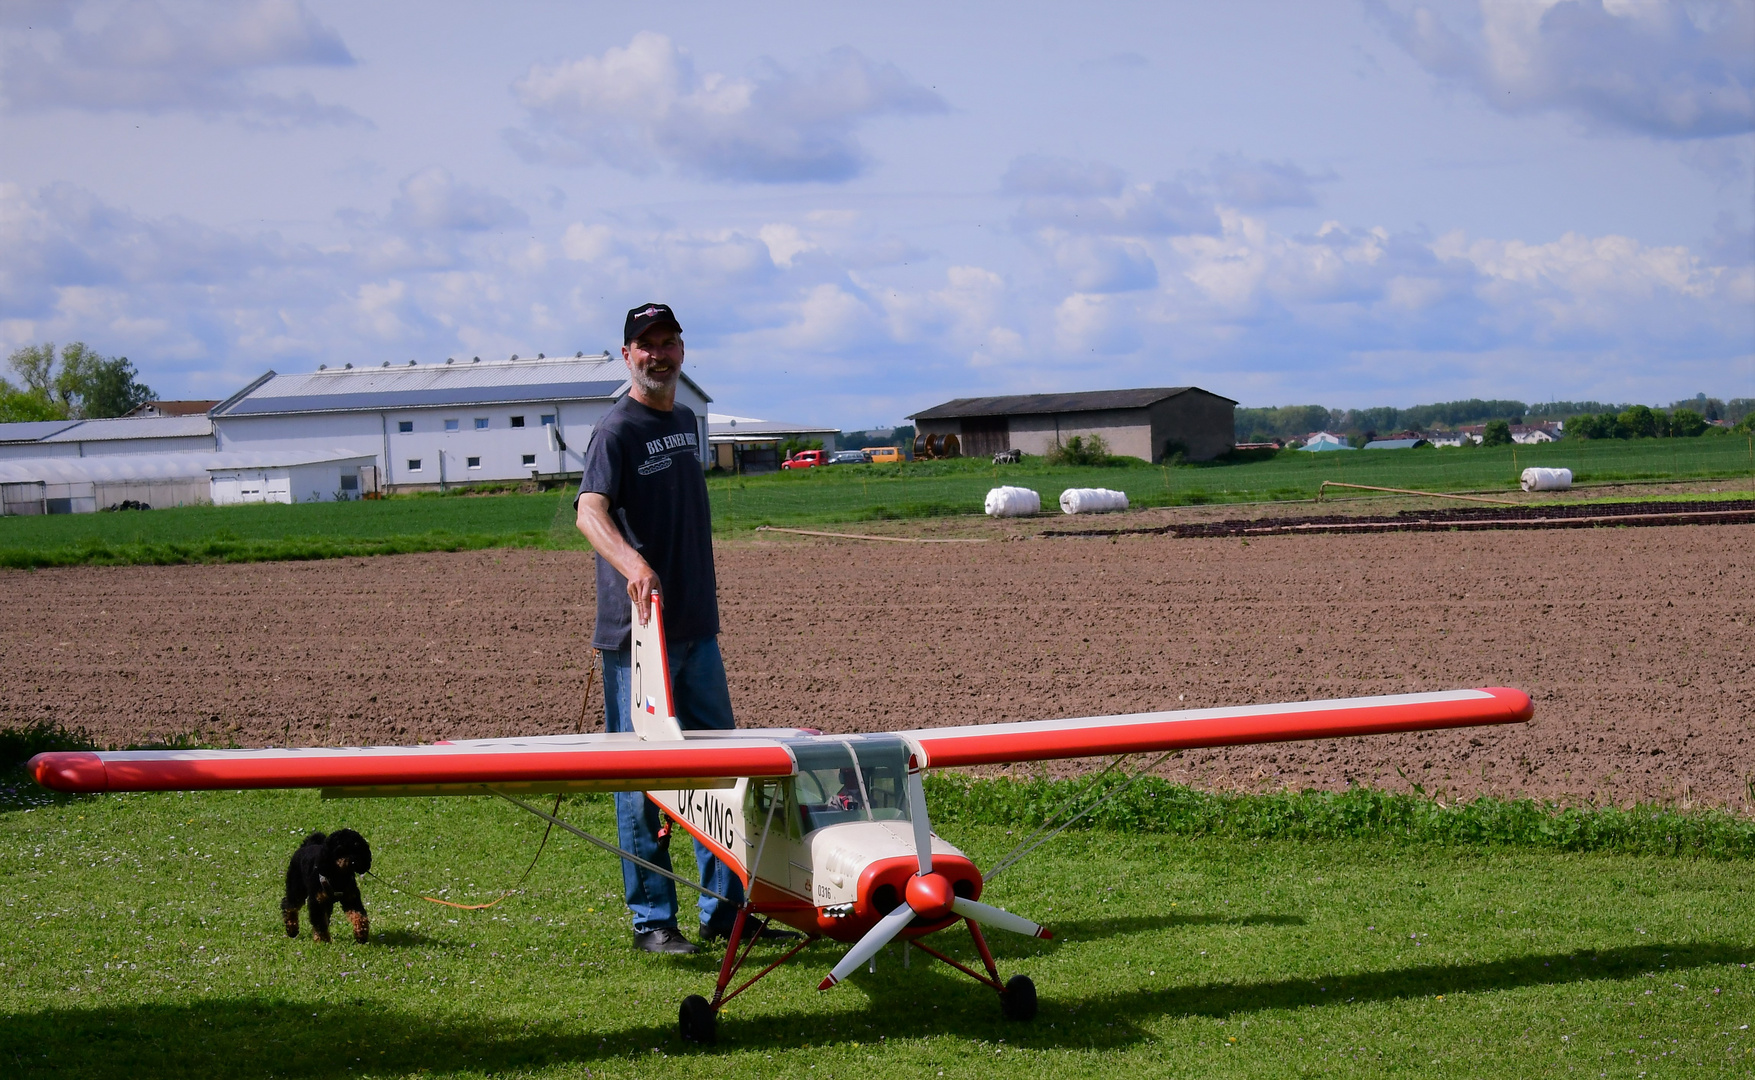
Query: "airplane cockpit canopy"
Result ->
[[789, 737, 912, 832]]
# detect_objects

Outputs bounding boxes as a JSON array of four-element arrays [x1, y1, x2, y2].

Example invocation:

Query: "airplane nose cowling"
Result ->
[[905, 873, 956, 921], [831, 853, 981, 941]]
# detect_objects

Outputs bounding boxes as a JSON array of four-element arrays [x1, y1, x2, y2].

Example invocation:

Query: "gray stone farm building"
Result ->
[[909, 387, 1236, 462]]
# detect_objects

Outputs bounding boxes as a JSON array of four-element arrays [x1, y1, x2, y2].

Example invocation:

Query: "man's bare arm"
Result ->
[[576, 493, 659, 625]]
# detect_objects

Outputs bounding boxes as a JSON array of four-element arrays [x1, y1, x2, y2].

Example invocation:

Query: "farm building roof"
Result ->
[[706, 413, 839, 444], [0, 420, 80, 443], [1298, 432, 1356, 452], [37, 415, 213, 442], [909, 386, 1236, 420], [1362, 438, 1427, 450], [0, 449, 374, 485], [211, 354, 710, 417], [125, 400, 219, 417]]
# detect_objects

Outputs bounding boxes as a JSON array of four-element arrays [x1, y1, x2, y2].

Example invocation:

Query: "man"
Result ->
[[573, 303, 743, 955]]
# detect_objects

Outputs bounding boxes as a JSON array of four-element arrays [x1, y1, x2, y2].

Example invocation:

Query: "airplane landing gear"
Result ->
[[1000, 974, 1037, 1021], [679, 994, 716, 1045]]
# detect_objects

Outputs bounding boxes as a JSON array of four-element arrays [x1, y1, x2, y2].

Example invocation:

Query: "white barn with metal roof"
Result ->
[[212, 352, 711, 490], [0, 416, 215, 459], [0, 420, 81, 460], [0, 449, 374, 515]]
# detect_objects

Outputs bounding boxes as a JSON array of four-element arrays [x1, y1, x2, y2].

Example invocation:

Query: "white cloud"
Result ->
[[1370, 0, 1755, 139], [0, 0, 361, 127], [769, 283, 881, 350], [353, 279, 409, 339], [1206, 154, 1333, 208], [0, 171, 1746, 422], [758, 223, 816, 268], [1012, 179, 1220, 237], [1053, 293, 1143, 355], [508, 32, 946, 183], [388, 168, 526, 233], [872, 265, 1014, 350], [1046, 235, 1159, 293], [561, 223, 617, 262]]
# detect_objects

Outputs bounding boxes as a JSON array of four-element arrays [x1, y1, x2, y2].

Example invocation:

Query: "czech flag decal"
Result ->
[[643, 695, 657, 715]]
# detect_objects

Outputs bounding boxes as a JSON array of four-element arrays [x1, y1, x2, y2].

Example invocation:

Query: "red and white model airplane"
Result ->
[[31, 595, 1532, 1045]]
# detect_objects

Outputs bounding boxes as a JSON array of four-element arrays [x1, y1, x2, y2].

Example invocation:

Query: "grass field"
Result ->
[[710, 435, 1755, 530], [2, 435, 1751, 568], [0, 491, 587, 569], [4, 778, 1752, 1079]]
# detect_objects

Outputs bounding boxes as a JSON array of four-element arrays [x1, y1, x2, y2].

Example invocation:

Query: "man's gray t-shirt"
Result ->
[[576, 397, 719, 650]]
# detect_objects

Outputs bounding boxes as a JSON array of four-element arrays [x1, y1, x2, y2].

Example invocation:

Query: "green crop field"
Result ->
[[0, 491, 588, 570], [710, 435, 1755, 531], [2, 434, 1751, 568], [3, 773, 1753, 1079]]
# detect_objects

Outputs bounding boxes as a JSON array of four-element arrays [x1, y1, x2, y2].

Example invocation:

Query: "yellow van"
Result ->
[[864, 446, 902, 464]]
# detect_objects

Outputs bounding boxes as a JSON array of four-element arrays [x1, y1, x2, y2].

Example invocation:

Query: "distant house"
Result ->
[[1425, 430, 1468, 448], [909, 386, 1236, 463], [126, 400, 219, 418], [1298, 431, 1354, 452], [1362, 438, 1429, 450], [1510, 424, 1560, 444]]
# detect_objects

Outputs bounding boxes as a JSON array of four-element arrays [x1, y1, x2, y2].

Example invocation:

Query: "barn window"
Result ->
[[540, 414, 556, 426], [398, 420, 413, 433], [474, 417, 489, 430], [521, 454, 536, 466], [510, 416, 525, 428], [466, 456, 481, 469], [407, 459, 422, 472], [444, 419, 459, 432]]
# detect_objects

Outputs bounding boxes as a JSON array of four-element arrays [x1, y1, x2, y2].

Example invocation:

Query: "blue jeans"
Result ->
[[602, 636, 745, 935]]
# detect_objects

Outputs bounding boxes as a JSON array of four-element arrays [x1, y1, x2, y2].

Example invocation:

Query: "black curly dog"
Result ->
[[282, 829, 372, 943]]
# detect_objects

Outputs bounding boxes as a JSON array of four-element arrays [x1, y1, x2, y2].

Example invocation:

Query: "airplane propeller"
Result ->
[[819, 768, 1050, 990]]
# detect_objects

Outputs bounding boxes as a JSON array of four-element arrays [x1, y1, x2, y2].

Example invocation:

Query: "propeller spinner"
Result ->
[[819, 768, 1050, 990]]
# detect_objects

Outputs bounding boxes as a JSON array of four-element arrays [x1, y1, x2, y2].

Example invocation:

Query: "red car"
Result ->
[[782, 449, 828, 470]]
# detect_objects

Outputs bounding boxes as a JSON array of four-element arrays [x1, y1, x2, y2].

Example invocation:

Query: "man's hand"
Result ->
[[575, 492, 660, 625], [624, 561, 660, 626]]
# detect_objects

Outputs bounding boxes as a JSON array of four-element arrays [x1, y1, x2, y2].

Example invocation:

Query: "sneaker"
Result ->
[[701, 923, 802, 943], [633, 927, 699, 954]]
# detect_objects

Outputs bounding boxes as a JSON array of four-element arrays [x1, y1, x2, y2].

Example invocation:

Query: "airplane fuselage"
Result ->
[[647, 735, 982, 943]]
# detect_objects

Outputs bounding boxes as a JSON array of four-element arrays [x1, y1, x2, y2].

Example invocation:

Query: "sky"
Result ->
[[1, 0, 1751, 428]]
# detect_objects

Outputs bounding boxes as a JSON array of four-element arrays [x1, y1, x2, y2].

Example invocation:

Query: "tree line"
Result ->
[[1236, 395, 1755, 443], [2, 343, 157, 423]]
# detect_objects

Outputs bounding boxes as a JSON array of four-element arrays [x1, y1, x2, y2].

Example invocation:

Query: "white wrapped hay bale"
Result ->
[[1520, 467, 1572, 492], [1058, 487, 1130, 514], [984, 485, 1041, 517]]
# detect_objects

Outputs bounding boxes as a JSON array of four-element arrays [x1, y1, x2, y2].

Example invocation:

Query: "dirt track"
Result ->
[[4, 522, 1752, 807]]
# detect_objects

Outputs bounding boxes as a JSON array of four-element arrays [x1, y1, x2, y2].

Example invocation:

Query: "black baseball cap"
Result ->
[[623, 302, 682, 345]]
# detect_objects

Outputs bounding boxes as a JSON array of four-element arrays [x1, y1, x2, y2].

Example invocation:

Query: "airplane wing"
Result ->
[[27, 731, 800, 796], [895, 687, 1532, 768], [29, 689, 1531, 795]]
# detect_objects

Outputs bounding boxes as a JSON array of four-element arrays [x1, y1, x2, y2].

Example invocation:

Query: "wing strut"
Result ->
[[984, 749, 1175, 884], [491, 789, 732, 904]]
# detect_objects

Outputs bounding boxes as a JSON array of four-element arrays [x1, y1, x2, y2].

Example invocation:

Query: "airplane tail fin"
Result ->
[[628, 592, 684, 742]]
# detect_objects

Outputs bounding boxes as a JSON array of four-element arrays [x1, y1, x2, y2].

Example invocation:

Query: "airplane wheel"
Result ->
[[1000, 975, 1037, 1021], [679, 994, 716, 1045]]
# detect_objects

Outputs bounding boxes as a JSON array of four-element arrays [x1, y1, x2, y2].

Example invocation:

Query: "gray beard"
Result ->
[[630, 367, 678, 395]]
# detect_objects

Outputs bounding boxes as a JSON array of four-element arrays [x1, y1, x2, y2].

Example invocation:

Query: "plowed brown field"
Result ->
[[5, 523, 1752, 806]]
